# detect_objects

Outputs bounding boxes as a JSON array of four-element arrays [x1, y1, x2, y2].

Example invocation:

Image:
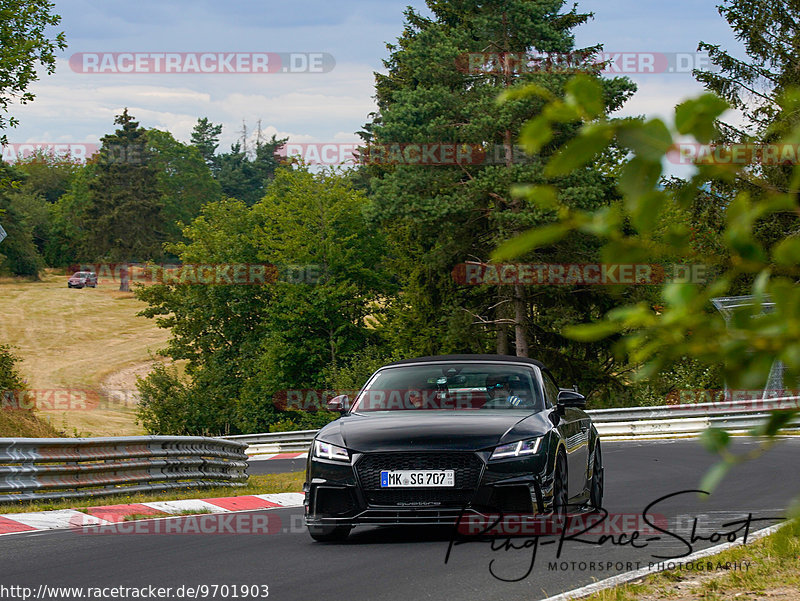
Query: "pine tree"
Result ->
[[695, 0, 800, 141], [190, 117, 223, 172], [362, 0, 635, 379], [86, 109, 164, 261], [694, 0, 800, 258], [216, 135, 288, 205]]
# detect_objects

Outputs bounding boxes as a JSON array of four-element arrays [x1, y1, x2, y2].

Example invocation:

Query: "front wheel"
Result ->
[[589, 444, 603, 510], [553, 452, 568, 525], [308, 525, 351, 542]]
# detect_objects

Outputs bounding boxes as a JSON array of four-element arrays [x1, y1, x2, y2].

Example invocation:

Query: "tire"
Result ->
[[589, 444, 604, 510], [552, 452, 568, 528], [308, 525, 351, 542]]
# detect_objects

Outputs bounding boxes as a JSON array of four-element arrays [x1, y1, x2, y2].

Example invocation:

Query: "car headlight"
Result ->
[[490, 437, 542, 460], [313, 440, 350, 462]]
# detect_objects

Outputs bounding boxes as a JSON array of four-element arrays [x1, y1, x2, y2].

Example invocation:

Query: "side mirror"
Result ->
[[327, 394, 350, 414], [557, 389, 586, 407]]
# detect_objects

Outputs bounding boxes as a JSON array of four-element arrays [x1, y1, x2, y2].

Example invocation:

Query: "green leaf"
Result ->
[[700, 461, 731, 494], [499, 83, 556, 104], [544, 125, 614, 176], [726, 192, 751, 225], [662, 282, 697, 307], [725, 228, 768, 262], [607, 303, 652, 325], [629, 190, 667, 234], [675, 94, 729, 144], [543, 101, 581, 122], [563, 321, 621, 342], [633, 359, 665, 382], [700, 428, 730, 454], [520, 116, 553, 153], [752, 410, 798, 437], [492, 224, 570, 260], [772, 237, 800, 266], [577, 205, 623, 236], [566, 74, 604, 118], [779, 343, 800, 371], [662, 224, 692, 250], [511, 184, 559, 209], [752, 269, 770, 299], [618, 157, 663, 200], [617, 120, 673, 162]]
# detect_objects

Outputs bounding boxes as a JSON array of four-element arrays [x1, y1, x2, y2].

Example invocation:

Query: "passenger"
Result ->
[[485, 374, 524, 407]]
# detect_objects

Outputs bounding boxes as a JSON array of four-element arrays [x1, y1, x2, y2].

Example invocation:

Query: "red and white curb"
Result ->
[[247, 452, 306, 461], [0, 493, 304, 536]]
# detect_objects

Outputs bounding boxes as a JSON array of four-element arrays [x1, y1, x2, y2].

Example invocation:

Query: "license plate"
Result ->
[[380, 470, 455, 488]]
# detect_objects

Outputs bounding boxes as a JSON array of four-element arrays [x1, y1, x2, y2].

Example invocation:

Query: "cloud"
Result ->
[[8, 0, 749, 172]]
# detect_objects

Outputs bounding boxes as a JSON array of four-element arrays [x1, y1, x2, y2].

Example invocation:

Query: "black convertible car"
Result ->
[[303, 354, 602, 541]]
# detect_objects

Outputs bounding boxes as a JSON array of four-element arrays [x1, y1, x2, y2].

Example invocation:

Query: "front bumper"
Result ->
[[304, 450, 555, 528]]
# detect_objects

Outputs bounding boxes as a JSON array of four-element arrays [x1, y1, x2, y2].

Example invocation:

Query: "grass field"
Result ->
[[0, 271, 172, 436], [581, 519, 800, 601]]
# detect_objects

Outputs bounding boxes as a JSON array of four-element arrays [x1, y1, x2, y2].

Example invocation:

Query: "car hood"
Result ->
[[322, 411, 552, 452]]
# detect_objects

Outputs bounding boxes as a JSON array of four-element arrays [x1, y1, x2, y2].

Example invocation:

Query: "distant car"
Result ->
[[67, 271, 98, 288], [303, 354, 602, 542]]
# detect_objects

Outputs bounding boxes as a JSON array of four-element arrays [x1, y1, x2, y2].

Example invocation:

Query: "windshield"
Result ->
[[72, 272, 88, 277], [352, 363, 544, 412]]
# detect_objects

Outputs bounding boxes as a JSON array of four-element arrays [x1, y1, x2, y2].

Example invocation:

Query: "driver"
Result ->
[[407, 387, 425, 409], [485, 374, 524, 407]]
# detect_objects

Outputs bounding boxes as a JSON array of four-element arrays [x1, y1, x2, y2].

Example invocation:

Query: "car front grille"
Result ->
[[355, 452, 484, 507]]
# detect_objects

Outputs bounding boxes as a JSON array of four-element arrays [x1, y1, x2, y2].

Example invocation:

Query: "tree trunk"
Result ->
[[119, 264, 130, 292], [496, 324, 509, 355], [513, 283, 528, 357]]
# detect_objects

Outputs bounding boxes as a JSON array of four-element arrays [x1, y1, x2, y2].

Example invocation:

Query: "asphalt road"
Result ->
[[1, 438, 798, 601], [248, 457, 306, 475]]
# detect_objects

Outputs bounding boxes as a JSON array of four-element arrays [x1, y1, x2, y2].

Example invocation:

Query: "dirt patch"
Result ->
[[98, 360, 158, 406]]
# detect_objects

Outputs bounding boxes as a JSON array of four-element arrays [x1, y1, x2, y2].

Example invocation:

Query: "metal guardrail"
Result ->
[[225, 430, 317, 456], [592, 396, 800, 438], [228, 397, 800, 454], [588, 396, 800, 422], [0, 436, 249, 503]]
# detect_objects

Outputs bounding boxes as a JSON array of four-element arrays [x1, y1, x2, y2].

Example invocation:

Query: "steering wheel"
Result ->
[[481, 398, 511, 409], [481, 396, 535, 409]]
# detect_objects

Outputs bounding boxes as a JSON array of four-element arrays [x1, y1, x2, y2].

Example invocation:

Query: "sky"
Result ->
[[5, 0, 744, 166]]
